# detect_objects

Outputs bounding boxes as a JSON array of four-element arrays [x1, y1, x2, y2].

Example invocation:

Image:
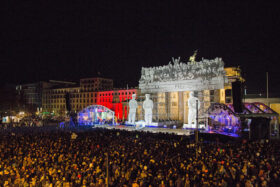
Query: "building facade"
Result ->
[[136, 57, 243, 124], [42, 78, 114, 115], [96, 88, 139, 120], [80, 77, 113, 92], [41, 63, 242, 123], [16, 80, 76, 112]]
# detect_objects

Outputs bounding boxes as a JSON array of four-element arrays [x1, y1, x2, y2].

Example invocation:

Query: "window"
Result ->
[[225, 89, 232, 97]]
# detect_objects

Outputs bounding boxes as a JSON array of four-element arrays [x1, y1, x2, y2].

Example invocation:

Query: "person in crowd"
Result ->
[[0, 127, 280, 186]]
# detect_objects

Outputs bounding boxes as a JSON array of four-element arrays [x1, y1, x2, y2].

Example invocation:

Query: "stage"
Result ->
[[93, 124, 210, 136], [90, 124, 239, 137]]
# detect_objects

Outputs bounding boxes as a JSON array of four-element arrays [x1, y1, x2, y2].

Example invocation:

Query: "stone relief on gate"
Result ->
[[139, 57, 226, 84], [139, 55, 227, 93]]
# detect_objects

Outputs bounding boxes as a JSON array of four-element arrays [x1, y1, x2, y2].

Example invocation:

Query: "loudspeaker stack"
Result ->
[[232, 81, 243, 113]]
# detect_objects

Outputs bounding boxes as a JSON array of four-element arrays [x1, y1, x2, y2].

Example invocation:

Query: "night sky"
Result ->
[[2, 1, 280, 93]]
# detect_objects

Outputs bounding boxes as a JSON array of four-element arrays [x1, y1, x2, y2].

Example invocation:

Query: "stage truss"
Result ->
[[78, 105, 115, 125]]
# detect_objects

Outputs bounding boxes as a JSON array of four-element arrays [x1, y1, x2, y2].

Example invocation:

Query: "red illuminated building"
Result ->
[[96, 88, 138, 120], [42, 77, 139, 121]]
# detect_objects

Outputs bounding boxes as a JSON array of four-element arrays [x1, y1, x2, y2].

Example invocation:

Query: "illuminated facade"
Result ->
[[136, 57, 243, 124], [42, 86, 82, 115], [95, 88, 139, 120], [42, 77, 135, 118], [41, 66, 242, 123]]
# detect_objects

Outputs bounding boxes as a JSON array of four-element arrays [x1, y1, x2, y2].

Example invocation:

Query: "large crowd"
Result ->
[[0, 115, 66, 129], [0, 127, 280, 186]]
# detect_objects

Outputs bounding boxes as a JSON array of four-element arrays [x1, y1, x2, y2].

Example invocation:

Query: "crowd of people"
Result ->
[[0, 115, 66, 129], [0, 116, 42, 129], [0, 127, 280, 186]]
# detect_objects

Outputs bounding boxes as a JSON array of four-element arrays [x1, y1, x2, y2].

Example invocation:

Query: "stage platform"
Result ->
[[93, 124, 197, 136], [90, 124, 239, 137]]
